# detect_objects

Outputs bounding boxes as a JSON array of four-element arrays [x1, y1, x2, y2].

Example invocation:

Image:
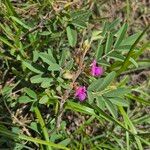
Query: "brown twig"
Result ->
[[19, 12, 50, 41], [20, 22, 43, 41], [56, 32, 90, 129], [3, 98, 31, 136], [56, 1, 95, 129]]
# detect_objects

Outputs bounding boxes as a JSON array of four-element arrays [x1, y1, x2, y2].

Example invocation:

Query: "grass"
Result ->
[[0, 0, 149, 150]]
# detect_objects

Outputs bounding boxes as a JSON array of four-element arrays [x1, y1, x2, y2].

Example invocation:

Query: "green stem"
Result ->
[[34, 106, 52, 150], [0, 127, 69, 150]]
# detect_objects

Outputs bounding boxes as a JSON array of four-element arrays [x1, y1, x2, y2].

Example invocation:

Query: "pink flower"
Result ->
[[91, 60, 103, 77], [75, 86, 87, 101]]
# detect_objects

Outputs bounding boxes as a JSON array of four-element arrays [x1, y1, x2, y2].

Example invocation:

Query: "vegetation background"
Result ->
[[0, 0, 149, 150]]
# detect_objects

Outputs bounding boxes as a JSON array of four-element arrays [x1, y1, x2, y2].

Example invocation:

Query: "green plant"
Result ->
[[0, 0, 149, 150]]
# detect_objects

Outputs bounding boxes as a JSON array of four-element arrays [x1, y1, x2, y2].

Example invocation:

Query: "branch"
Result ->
[[56, 35, 90, 129], [19, 12, 50, 41], [3, 97, 31, 136], [20, 22, 43, 41], [55, 1, 95, 129]]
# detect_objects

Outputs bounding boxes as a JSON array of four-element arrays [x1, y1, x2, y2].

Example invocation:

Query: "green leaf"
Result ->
[[39, 95, 49, 104], [96, 44, 104, 60], [88, 78, 103, 91], [71, 10, 91, 22], [39, 31, 51, 36], [98, 60, 110, 66], [66, 101, 95, 115], [24, 88, 37, 99], [1, 85, 13, 95], [71, 20, 87, 28], [66, 25, 77, 47], [4, 0, 18, 16], [30, 122, 39, 134], [10, 16, 31, 29], [105, 98, 118, 118], [41, 78, 53, 88], [101, 22, 109, 36], [109, 97, 129, 107], [91, 30, 103, 41], [39, 52, 56, 66], [96, 31, 106, 60], [48, 64, 60, 71], [70, 10, 91, 28], [33, 50, 39, 62], [30, 75, 44, 83], [65, 59, 74, 70], [0, 36, 14, 48], [87, 91, 95, 104], [96, 96, 106, 110], [114, 45, 131, 51], [59, 50, 67, 67], [120, 32, 141, 46], [30, 75, 53, 88], [108, 18, 121, 30], [88, 72, 116, 92], [18, 96, 35, 103], [114, 23, 128, 48], [108, 51, 125, 61], [58, 138, 71, 147], [129, 57, 138, 68], [50, 132, 62, 143], [0, 23, 14, 41], [105, 32, 113, 54], [23, 61, 43, 74], [47, 49, 56, 63], [96, 71, 116, 91], [103, 88, 130, 97]]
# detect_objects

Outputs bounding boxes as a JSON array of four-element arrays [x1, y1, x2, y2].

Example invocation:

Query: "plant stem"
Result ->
[[0, 126, 69, 150], [56, 30, 91, 129], [34, 107, 52, 150]]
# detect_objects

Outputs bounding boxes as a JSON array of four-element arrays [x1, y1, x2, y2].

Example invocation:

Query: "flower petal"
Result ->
[[75, 86, 87, 101], [91, 59, 103, 77]]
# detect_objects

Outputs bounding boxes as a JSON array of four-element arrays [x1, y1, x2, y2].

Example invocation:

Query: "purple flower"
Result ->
[[75, 86, 87, 101], [91, 60, 103, 77]]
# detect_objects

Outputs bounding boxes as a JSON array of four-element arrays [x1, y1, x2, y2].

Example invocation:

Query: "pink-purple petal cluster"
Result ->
[[75, 86, 87, 101], [75, 59, 103, 102], [91, 60, 103, 77]]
